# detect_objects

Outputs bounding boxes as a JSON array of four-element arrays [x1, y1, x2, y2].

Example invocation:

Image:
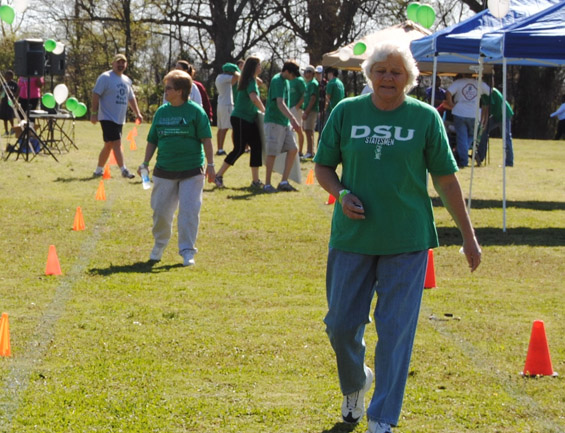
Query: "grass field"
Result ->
[[0, 121, 563, 432]]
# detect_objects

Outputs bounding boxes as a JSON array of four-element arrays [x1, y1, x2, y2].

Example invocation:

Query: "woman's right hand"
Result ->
[[341, 193, 365, 220]]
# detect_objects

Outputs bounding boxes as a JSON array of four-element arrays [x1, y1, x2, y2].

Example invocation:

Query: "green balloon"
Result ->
[[66, 97, 78, 111], [416, 4, 436, 29], [406, 2, 421, 21], [353, 42, 367, 56], [42, 93, 56, 109], [44, 39, 57, 53], [0, 5, 15, 25], [73, 102, 87, 118]]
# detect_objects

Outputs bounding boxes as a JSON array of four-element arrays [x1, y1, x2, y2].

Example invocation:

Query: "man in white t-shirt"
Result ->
[[446, 74, 489, 167], [91, 54, 143, 178], [214, 63, 240, 156]]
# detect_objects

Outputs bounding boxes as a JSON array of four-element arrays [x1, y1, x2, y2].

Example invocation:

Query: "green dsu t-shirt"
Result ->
[[314, 94, 457, 256], [232, 79, 260, 123], [147, 101, 212, 172], [264, 73, 290, 126]]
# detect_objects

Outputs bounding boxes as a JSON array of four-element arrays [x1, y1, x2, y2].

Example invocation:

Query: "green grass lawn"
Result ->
[[0, 121, 563, 432]]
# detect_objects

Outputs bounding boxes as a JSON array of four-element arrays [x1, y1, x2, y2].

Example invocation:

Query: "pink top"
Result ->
[[18, 77, 44, 99]]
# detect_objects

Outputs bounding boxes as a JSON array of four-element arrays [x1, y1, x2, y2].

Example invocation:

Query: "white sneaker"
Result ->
[[149, 245, 165, 261], [341, 364, 374, 424], [367, 420, 393, 433], [182, 254, 195, 267]]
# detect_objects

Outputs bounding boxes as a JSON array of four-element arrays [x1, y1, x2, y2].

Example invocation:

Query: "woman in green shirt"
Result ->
[[314, 42, 481, 433], [214, 56, 266, 189]]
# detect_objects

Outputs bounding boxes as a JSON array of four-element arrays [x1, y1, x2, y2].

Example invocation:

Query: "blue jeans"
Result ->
[[453, 115, 475, 167], [324, 248, 428, 426], [478, 116, 514, 166]]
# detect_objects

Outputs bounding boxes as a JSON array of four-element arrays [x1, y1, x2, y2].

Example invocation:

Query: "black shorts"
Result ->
[[100, 120, 123, 142]]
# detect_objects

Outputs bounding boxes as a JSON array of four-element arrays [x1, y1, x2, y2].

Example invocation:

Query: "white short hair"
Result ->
[[361, 41, 420, 94]]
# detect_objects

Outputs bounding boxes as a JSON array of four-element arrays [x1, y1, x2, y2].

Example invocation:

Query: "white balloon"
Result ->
[[53, 42, 65, 55], [338, 47, 353, 62], [489, 0, 510, 19], [13, 0, 30, 13], [53, 84, 69, 104]]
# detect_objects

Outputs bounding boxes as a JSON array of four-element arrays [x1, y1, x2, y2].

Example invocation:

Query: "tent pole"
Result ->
[[502, 58, 508, 232], [431, 56, 437, 107]]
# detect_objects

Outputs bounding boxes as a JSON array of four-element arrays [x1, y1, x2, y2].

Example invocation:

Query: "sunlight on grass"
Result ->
[[0, 123, 563, 432]]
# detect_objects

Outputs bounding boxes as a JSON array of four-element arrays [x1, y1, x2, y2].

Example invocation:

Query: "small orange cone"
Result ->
[[45, 245, 62, 276], [95, 180, 106, 201], [0, 313, 11, 357], [326, 194, 336, 205], [102, 164, 111, 179], [72, 206, 85, 231], [135, 118, 141, 126], [129, 137, 137, 150], [521, 320, 558, 377], [424, 249, 436, 289], [305, 169, 315, 185], [108, 149, 118, 166]]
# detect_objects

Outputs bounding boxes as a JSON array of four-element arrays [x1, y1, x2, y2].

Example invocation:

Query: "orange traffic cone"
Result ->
[[108, 149, 118, 166], [72, 206, 85, 231], [424, 249, 436, 289], [45, 244, 62, 276], [521, 320, 558, 377], [95, 180, 106, 201], [326, 194, 336, 205], [135, 118, 141, 126], [102, 164, 111, 179], [305, 169, 315, 185], [129, 137, 137, 151], [0, 313, 11, 357]]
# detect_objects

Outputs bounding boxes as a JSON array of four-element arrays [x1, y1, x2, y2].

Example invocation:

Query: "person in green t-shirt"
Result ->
[[214, 56, 266, 189], [477, 87, 514, 167], [138, 70, 215, 267], [263, 60, 302, 192], [301, 65, 319, 158], [314, 42, 481, 433], [325, 67, 345, 115]]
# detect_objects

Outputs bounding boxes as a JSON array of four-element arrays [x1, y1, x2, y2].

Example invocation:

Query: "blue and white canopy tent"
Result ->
[[410, 0, 561, 231]]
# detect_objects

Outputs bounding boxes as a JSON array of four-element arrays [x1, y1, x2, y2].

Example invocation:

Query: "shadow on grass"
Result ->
[[320, 422, 356, 433], [54, 176, 100, 183], [437, 226, 565, 247], [88, 260, 184, 276], [431, 197, 565, 211]]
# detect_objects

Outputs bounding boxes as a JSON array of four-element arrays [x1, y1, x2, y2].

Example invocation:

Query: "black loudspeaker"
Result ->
[[14, 39, 45, 77], [45, 50, 66, 76]]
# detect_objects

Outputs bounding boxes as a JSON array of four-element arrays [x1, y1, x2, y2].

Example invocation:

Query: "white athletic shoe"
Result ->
[[341, 364, 374, 424]]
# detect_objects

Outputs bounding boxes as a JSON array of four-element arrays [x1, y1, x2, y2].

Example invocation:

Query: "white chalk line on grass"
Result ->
[[421, 305, 564, 432], [0, 199, 114, 431]]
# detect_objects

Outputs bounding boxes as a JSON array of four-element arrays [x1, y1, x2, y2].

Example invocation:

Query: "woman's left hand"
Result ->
[[341, 193, 366, 220]]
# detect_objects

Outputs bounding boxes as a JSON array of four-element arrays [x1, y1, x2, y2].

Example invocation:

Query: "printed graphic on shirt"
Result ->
[[351, 124, 415, 160], [461, 83, 478, 101], [115, 83, 129, 106]]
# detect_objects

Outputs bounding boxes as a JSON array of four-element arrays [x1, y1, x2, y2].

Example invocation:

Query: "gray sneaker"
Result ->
[[251, 180, 264, 189], [93, 170, 103, 178], [263, 184, 277, 193], [214, 175, 224, 188], [277, 181, 297, 192], [367, 420, 393, 433], [121, 168, 135, 179], [342, 365, 374, 424]]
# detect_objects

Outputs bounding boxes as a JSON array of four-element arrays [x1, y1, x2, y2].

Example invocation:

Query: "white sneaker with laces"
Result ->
[[341, 364, 374, 424], [366, 420, 393, 433]]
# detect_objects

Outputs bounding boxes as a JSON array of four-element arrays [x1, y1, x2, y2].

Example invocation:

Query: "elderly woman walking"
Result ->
[[314, 42, 481, 433], [139, 69, 215, 267]]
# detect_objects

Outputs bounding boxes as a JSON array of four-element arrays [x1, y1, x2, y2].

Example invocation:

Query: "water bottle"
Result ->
[[140, 167, 151, 190]]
